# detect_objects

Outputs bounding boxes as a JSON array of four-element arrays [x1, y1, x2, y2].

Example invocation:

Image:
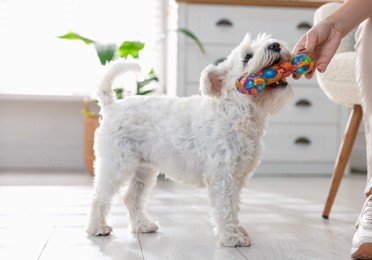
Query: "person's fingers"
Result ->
[[293, 28, 319, 57], [292, 73, 301, 80], [305, 70, 315, 79], [314, 33, 341, 73], [292, 69, 314, 80], [315, 55, 333, 73], [304, 29, 319, 54], [292, 34, 307, 53], [316, 63, 328, 73], [297, 47, 306, 53]]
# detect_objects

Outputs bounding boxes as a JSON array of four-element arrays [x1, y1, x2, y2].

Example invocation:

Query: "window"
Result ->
[[0, 0, 166, 96]]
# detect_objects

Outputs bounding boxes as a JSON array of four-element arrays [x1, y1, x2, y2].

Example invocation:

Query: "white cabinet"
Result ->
[[168, 2, 345, 174], [185, 4, 314, 46]]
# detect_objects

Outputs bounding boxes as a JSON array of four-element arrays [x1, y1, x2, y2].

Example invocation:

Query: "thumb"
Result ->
[[304, 29, 319, 54], [293, 34, 306, 53], [317, 63, 328, 73], [316, 53, 334, 73]]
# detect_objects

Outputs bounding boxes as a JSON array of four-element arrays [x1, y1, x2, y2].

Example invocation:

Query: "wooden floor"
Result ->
[[0, 171, 368, 260]]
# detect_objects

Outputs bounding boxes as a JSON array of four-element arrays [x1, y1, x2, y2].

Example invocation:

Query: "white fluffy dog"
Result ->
[[87, 33, 293, 247]]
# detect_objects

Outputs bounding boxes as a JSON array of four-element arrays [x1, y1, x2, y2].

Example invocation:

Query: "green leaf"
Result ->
[[118, 41, 145, 59], [148, 69, 155, 76], [176, 28, 205, 54], [58, 32, 95, 45], [113, 88, 124, 99], [136, 72, 158, 95], [137, 75, 158, 89], [80, 108, 97, 117], [94, 43, 116, 65], [138, 89, 155, 96]]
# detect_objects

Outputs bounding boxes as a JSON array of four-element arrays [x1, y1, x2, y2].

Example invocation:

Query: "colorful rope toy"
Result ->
[[235, 53, 314, 95]]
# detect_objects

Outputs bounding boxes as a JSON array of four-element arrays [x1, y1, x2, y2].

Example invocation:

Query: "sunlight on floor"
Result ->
[[0, 171, 367, 259]]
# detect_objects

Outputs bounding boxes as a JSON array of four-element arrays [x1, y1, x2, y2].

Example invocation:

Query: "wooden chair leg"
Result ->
[[322, 105, 363, 219]]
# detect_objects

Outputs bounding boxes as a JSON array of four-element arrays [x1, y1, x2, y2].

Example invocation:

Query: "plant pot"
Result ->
[[84, 115, 99, 174]]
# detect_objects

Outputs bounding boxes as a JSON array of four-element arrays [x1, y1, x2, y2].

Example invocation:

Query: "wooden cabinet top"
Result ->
[[176, 0, 343, 8]]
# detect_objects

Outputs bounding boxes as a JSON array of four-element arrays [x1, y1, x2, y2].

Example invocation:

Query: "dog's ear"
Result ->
[[243, 32, 252, 42], [200, 64, 227, 97]]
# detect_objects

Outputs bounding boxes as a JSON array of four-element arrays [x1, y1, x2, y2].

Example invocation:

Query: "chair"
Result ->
[[314, 3, 363, 219]]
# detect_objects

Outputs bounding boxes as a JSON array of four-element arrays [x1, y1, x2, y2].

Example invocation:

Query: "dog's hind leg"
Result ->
[[86, 156, 138, 236], [123, 164, 159, 233], [206, 170, 251, 247]]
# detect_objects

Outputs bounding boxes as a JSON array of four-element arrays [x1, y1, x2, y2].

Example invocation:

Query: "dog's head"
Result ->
[[200, 33, 293, 115]]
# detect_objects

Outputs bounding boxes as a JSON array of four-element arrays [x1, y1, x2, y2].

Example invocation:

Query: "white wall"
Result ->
[[0, 96, 85, 170]]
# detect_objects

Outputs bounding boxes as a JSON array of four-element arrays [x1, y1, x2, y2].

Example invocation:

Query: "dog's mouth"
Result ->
[[270, 56, 282, 66], [266, 79, 288, 89], [264, 56, 288, 89]]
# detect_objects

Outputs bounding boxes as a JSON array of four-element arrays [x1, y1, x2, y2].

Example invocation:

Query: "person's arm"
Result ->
[[327, 0, 372, 37], [293, 0, 372, 76]]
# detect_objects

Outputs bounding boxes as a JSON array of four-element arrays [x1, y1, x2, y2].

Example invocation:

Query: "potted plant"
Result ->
[[59, 30, 204, 174]]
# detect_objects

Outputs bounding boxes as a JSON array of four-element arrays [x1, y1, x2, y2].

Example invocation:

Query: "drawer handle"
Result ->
[[216, 18, 233, 27], [295, 99, 312, 107], [297, 22, 312, 30], [294, 137, 312, 146], [214, 57, 226, 65]]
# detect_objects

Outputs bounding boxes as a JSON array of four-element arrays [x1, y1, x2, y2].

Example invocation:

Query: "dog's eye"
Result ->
[[243, 54, 253, 63]]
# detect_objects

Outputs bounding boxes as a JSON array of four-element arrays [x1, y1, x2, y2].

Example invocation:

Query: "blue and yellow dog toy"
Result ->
[[236, 53, 314, 95]]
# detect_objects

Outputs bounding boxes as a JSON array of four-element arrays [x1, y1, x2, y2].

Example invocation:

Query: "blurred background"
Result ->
[[0, 0, 365, 176], [0, 0, 169, 172]]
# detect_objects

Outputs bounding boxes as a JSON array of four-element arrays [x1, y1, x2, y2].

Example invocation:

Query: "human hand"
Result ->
[[292, 19, 343, 79]]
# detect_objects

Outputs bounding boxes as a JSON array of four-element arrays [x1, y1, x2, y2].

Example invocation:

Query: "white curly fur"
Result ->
[[86, 33, 294, 247]]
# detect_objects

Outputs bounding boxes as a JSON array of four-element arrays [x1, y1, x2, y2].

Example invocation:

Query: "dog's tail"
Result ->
[[97, 61, 141, 108]]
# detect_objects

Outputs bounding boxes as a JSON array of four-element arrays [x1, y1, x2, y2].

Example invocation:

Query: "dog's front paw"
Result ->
[[131, 221, 159, 233], [239, 225, 249, 237], [86, 224, 113, 237], [218, 231, 251, 247]]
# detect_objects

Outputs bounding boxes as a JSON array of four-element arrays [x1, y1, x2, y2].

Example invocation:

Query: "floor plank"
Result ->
[[0, 172, 367, 259], [0, 227, 54, 260], [39, 227, 143, 260]]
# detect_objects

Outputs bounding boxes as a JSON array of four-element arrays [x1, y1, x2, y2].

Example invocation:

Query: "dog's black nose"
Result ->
[[268, 42, 281, 52]]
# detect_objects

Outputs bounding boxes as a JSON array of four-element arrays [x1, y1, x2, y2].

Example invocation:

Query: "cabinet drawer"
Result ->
[[271, 85, 339, 123], [262, 125, 339, 162], [186, 4, 314, 45]]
